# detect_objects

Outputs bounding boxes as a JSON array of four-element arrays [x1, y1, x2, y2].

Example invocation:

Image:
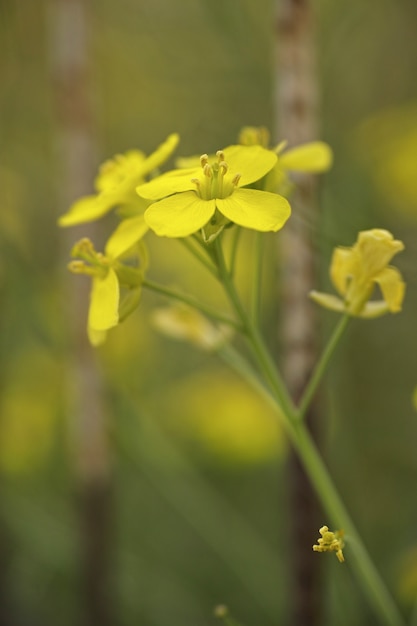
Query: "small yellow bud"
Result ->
[[313, 525, 345, 563]]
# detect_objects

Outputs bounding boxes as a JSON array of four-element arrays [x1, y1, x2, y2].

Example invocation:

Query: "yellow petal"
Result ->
[[88, 269, 119, 331], [309, 291, 346, 314], [279, 142, 333, 172], [87, 327, 108, 346], [374, 266, 406, 313], [356, 229, 404, 278], [137, 168, 197, 200], [223, 145, 277, 187], [359, 301, 390, 318], [330, 247, 356, 296], [139, 133, 180, 176], [216, 189, 290, 232], [105, 215, 149, 259], [58, 194, 115, 226], [145, 191, 216, 237]]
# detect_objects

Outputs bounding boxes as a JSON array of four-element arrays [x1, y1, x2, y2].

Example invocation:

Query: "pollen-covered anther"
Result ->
[[203, 163, 213, 178], [231, 173, 241, 186], [216, 149, 225, 162], [191, 177, 201, 189], [219, 161, 228, 175], [200, 154, 209, 168], [68, 260, 87, 273]]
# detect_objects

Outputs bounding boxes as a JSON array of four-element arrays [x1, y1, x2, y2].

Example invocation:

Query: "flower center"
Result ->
[[191, 150, 241, 200]]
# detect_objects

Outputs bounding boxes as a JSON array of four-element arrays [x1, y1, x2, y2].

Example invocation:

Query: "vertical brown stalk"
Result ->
[[274, 1, 322, 625], [48, 1, 113, 624]]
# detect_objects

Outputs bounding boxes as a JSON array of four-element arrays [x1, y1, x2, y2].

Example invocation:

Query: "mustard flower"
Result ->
[[69, 238, 145, 346], [313, 525, 345, 563], [152, 304, 232, 351], [58, 133, 179, 256], [310, 229, 405, 318], [137, 145, 291, 241]]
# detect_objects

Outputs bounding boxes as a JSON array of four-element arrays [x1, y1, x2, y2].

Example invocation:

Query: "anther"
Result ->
[[216, 150, 225, 162], [200, 154, 209, 167], [203, 163, 212, 177], [231, 173, 241, 186], [219, 161, 228, 174]]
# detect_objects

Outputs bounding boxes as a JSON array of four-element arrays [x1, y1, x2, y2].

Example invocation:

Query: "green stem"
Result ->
[[297, 313, 351, 419], [250, 231, 263, 327], [229, 225, 242, 278], [142, 278, 242, 331], [212, 236, 405, 626], [212, 236, 295, 417], [179, 237, 219, 278]]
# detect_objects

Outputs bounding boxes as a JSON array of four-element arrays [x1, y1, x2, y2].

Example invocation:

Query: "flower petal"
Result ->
[[88, 268, 119, 331], [374, 266, 406, 313], [309, 291, 346, 313], [356, 229, 404, 278], [279, 142, 333, 172], [88, 327, 108, 347], [105, 215, 149, 259], [145, 191, 216, 237], [223, 145, 278, 187], [330, 246, 356, 296], [58, 194, 116, 226], [139, 133, 180, 177], [359, 301, 390, 318], [137, 168, 198, 200], [216, 189, 290, 232]]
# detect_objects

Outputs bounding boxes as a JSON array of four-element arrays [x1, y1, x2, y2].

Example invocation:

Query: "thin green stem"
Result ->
[[297, 313, 351, 419], [229, 226, 242, 278], [250, 231, 263, 327], [212, 236, 297, 421], [179, 237, 219, 278], [142, 278, 242, 331]]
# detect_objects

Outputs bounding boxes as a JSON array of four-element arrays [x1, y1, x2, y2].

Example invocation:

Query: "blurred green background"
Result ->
[[2, 0, 417, 625]]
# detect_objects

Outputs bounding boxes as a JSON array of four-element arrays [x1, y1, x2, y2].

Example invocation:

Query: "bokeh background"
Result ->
[[1, 0, 417, 625]]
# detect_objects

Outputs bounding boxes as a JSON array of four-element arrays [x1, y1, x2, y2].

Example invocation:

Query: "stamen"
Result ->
[[231, 173, 241, 186], [216, 150, 225, 162], [203, 163, 212, 178], [191, 177, 200, 189], [200, 154, 209, 168], [219, 161, 228, 174]]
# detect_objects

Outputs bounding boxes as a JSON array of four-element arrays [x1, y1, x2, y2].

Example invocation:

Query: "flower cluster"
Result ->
[[61, 127, 331, 342]]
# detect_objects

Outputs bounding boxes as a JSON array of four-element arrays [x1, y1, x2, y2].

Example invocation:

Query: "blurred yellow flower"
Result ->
[[138, 145, 291, 241], [58, 134, 179, 257], [238, 125, 333, 194], [310, 229, 405, 318], [152, 304, 232, 351], [69, 238, 144, 345]]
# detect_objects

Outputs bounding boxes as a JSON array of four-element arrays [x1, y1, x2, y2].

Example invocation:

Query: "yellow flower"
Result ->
[[69, 238, 145, 346], [58, 134, 179, 256], [137, 145, 291, 241], [313, 525, 345, 563], [152, 304, 232, 351], [238, 125, 333, 194], [310, 229, 406, 318]]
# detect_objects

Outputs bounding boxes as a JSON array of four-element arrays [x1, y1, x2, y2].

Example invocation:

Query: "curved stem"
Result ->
[[142, 278, 242, 331], [297, 313, 351, 419]]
